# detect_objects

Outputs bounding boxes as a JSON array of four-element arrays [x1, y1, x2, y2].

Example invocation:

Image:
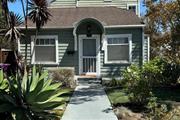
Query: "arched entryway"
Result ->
[[73, 18, 105, 77]]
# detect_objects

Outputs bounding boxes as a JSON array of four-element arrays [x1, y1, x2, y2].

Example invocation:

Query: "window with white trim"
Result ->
[[127, 4, 137, 14], [105, 34, 132, 64], [31, 35, 58, 64]]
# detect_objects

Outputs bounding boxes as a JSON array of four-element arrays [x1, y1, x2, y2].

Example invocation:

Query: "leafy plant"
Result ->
[[122, 58, 165, 105], [0, 66, 67, 119], [146, 96, 174, 120], [108, 78, 121, 87], [0, 70, 8, 91]]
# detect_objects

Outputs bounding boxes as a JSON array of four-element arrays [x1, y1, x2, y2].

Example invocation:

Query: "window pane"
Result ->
[[83, 39, 96, 56], [129, 6, 136, 13], [107, 45, 129, 61], [36, 39, 40, 45], [50, 39, 55, 45], [45, 39, 49, 44], [40, 39, 44, 45], [108, 37, 128, 44], [35, 46, 56, 62]]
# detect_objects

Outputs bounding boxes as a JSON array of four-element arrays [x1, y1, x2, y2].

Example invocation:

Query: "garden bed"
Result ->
[[105, 87, 180, 120]]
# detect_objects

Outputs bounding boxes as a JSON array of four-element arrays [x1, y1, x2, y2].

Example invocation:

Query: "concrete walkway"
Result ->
[[61, 81, 118, 120]]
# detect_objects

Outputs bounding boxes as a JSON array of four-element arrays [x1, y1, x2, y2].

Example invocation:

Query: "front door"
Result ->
[[79, 35, 100, 76]]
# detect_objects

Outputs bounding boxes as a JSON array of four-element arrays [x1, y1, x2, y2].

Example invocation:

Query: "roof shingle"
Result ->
[[26, 7, 143, 28]]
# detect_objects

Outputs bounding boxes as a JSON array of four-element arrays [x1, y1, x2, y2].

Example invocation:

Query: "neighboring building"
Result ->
[[19, 0, 150, 80]]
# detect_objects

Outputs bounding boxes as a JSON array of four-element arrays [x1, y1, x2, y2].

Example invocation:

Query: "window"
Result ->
[[31, 35, 58, 64], [105, 34, 132, 64], [104, 0, 112, 2], [127, 4, 137, 14]]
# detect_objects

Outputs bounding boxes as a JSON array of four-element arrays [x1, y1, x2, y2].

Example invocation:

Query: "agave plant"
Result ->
[[0, 66, 67, 119], [0, 70, 8, 91]]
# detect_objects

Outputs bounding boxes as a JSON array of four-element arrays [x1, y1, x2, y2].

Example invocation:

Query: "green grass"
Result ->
[[105, 87, 129, 105]]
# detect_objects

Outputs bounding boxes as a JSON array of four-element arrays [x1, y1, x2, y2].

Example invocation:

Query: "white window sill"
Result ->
[[105, 61, 131, 65], [32, 62, 59, 65]]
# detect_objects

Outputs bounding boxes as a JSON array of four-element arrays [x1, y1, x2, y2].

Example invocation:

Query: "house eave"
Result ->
[[18, 24, 145, 29]]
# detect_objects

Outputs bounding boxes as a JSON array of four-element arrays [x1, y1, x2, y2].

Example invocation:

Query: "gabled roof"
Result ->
[[25, 7, 144, 28]]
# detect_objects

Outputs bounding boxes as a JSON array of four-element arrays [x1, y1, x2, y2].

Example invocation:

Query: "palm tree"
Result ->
[[1, 0, 17, 27], [4, 12, 23, 50], [28, 0, 51, 64]]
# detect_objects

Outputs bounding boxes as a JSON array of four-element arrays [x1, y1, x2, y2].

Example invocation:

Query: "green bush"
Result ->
[[122, 58, 165, 105], [122, 57, 180, 105], [146, 96, 174, 120], [122, 65, 152, 105], [162, 60, 180, 85], [0, 66, 68, 119], [108, 78, 122, 87], [49, 68, 76, 88]]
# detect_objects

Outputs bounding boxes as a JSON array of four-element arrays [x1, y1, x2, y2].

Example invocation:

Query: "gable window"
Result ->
[[127, 4, 137, 14], [105, 34, 132, 64], [31, 35, 58, 64]]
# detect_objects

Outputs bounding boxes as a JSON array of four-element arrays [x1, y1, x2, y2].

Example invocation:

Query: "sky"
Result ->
[[8, 0, 147, 17]]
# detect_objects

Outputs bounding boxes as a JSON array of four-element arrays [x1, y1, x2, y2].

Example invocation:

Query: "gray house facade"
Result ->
[[19, 1, 150, 79]]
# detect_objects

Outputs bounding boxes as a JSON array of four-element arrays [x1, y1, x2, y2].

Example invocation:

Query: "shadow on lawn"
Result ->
[[113, 102, 147, 113], [153, 85, 180, 102]]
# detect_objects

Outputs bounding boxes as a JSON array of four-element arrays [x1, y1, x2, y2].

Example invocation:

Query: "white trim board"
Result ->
[[18, 24, 145, 29], [31, 35, 59, 65]]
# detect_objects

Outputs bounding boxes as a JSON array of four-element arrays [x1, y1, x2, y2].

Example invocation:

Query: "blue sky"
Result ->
[[8, 0, 147, 16]]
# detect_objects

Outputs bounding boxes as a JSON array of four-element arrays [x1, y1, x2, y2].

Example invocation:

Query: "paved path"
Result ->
[[61, 81, 118, 120]]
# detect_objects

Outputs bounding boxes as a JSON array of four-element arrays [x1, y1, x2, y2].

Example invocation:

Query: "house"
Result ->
[[19, 0, 150, 80]]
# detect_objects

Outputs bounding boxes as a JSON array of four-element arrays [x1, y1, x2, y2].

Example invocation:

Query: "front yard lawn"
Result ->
[[106, 87, 180, 120], [105, 87, 129, 105], [106, 86, 180, 106]]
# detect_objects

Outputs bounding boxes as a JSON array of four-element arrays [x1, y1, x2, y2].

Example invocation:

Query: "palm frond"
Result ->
[[28, 0, 51, 31], [0, 12, 23, 49]]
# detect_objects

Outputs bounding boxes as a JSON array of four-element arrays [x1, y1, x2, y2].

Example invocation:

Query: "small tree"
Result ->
[[144, 0, 180, 63]]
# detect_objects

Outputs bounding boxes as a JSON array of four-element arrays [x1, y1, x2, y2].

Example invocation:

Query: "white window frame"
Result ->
[[105, 34, 132, 64], [127, 4, 138, 15], [31, 35, 59, 65], [104, 0, 112, 2]]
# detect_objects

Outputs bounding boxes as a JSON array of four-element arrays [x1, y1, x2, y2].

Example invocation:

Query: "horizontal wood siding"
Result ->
[[50, 0, 76, 7], [20, 29, 79, 74], [20, 27, 143, 77], [100, 28, 143, 77], [50, 0, 139, 15]]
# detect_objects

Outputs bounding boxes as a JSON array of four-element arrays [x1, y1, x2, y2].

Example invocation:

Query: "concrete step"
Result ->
[[77, 78, 101, 85]]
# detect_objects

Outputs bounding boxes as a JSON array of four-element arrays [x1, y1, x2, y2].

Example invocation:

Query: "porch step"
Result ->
[[77, 77, 101, 85]]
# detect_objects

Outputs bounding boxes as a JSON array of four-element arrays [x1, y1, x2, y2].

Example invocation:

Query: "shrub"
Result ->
[[122, 58, 165, 105], [122, 57, 180, 105], [108, 78, 122, 87], [162, 60, 180, 85], [122, 65, 151, 105], [146, 96, 176, 120], [49, 68, 76, 88]]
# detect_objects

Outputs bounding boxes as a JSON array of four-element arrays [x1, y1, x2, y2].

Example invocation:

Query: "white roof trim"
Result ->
[[18, 24, 145, 29], [104, 24, 145, 28]]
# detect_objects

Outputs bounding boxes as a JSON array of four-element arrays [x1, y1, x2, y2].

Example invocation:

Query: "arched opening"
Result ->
[[73, 18, 105, 76]]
